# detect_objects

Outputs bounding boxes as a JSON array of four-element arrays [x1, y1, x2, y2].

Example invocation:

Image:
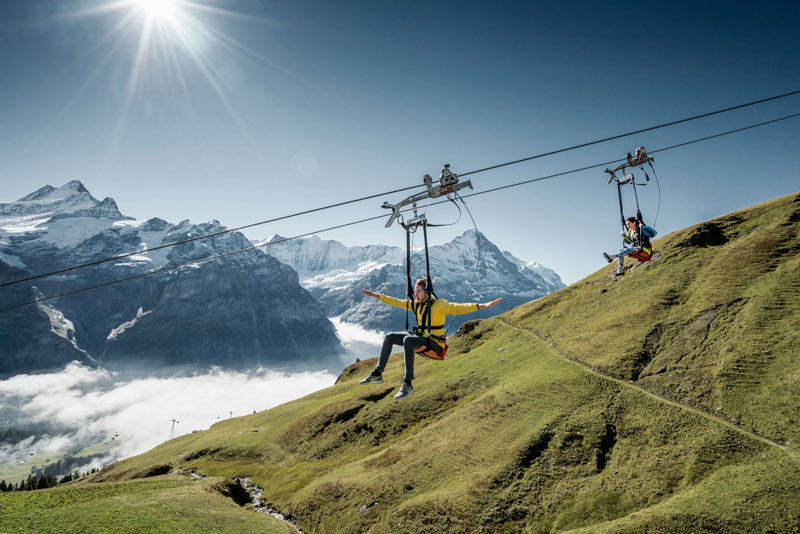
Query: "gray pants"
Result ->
[[375, 332, 440, 382]]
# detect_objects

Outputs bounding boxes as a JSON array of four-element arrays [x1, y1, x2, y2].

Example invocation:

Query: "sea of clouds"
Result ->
[[0, 317, 386, 480], [0, 362, 337, 472]]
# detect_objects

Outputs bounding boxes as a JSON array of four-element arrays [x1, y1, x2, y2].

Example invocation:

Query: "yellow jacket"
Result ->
[[377, 294, 479, 342]]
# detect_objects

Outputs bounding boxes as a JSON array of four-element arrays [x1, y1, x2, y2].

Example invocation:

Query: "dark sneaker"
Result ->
[[394, 383, 414, 400], [614, 268, 625, 276], [359, 372, 383, 385], [603, 252, 614, 263]]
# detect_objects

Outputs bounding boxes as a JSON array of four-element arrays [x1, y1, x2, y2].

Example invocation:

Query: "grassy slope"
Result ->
[[4, 192, 800, 533], [507, 191, 800, 448], [0, 474, 293, 533]]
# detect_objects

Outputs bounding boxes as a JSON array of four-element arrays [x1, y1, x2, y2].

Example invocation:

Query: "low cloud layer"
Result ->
[[1, 318, 387, 481], [331, 316, 384, 362], [0, 362, 336, 474]]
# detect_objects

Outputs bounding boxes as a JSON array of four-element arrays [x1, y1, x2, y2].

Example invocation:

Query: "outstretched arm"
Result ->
[[478, 298, 503, 310], [359, 287, 411, 309], [445, 297, 503, 315]]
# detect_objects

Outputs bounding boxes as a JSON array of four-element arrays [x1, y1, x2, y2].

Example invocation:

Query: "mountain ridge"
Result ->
[[0, 182, 343, 375]]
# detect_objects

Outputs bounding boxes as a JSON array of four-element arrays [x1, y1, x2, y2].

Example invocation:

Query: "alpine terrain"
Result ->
[[2, 191, 799, 533], [0, 181, 343, 376]]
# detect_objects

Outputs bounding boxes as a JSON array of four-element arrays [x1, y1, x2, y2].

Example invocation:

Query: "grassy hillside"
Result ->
[[0, 474, 293, 533], [3, 192, 799, 533]]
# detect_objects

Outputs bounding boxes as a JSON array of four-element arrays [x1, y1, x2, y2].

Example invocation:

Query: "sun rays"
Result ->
[[58, 1, 287, 165]]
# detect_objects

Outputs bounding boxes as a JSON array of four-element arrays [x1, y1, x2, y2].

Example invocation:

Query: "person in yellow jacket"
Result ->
[[359, 277, 502, 399]]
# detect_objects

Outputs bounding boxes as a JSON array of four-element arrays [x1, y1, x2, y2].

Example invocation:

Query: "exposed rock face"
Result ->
[[0, 181, 343, 377], [0, 260, 94, 374]]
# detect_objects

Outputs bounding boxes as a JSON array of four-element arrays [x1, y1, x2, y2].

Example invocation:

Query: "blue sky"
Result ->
[[1, 0, 799, 283]]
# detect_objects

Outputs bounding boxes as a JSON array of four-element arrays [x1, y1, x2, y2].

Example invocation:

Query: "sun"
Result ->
[[62, 0, 281, 161], [133, 0, 180, 21]]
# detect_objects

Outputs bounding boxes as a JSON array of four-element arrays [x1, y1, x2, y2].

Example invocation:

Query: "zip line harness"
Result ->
[[605, 147, 658, 262], [382, 164, 473, 360]]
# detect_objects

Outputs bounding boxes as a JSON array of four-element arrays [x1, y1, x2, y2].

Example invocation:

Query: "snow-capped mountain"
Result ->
[[262, 230, 564, 334], [259, 233, 403, 280], [0, 181, 343, 376], [502, 250, 565, 289]]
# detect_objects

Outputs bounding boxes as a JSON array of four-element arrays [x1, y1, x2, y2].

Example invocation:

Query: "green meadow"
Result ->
[[0, 474, 292, 533]]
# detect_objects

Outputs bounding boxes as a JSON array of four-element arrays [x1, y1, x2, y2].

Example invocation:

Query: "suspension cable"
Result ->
[[2, 110, 799, 312], [0, 183, 423, 288], [0, 214, 387, 312], [458, 89, 800, 177], [3, 92, 799, 289]]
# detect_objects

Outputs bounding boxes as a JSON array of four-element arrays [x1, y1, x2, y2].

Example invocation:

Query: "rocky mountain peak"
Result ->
[[17, 185, 56, 202], [18, 180, 89, 202], [3, 181, 124, 222], [267, 234, 288, 243]]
